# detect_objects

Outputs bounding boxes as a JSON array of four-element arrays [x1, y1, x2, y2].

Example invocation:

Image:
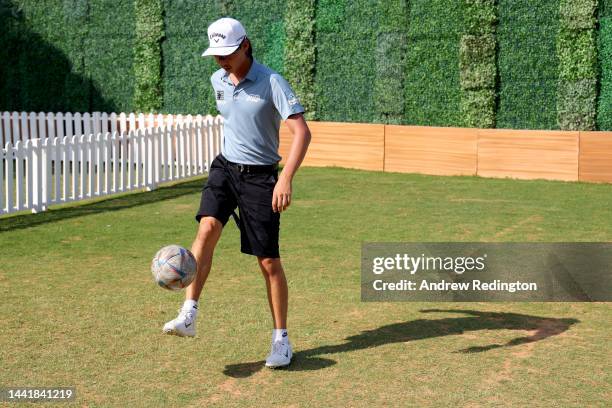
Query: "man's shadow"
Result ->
[[223, 309, 579, 378]]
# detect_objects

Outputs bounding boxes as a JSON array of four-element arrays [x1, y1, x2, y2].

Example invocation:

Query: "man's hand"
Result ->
[[272, 173, 292, 212]]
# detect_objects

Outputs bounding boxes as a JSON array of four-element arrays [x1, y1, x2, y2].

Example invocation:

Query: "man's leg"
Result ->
[[187, 216, 224, 300], [163, 216, 223, 336], [257, 257, 288, 329], [258, 257, 292, 368]]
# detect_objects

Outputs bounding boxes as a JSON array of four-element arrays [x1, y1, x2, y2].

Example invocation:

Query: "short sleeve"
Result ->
[[270, 74, 305, 120]]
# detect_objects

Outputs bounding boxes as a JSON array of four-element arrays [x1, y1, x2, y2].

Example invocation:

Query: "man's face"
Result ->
[[213, 40, 248, 73]]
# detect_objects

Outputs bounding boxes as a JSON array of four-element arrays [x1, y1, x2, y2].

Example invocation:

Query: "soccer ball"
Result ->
[[151, 245, 197, 291]]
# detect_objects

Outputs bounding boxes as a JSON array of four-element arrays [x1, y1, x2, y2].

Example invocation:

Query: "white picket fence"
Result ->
[[1, 113, 223, 215], [0, 111, 200, 146]]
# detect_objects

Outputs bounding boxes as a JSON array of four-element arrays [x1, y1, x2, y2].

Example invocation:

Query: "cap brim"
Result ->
[[201, 44, 239, 57]]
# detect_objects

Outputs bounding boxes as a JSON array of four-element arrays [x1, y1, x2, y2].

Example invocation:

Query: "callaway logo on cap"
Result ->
[[202, 17, 247, 57]]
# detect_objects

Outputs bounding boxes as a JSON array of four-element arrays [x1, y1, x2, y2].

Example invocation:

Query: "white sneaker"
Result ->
[[265, 341, 293, 368], [162, 307, 197, 337]]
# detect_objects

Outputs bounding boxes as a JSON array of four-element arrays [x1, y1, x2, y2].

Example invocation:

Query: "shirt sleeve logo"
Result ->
[[287, 93, 300, 106], [216, 90, 224, 101]]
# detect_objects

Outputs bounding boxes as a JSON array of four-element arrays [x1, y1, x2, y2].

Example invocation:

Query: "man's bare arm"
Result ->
[[272, 113, 311, 213]]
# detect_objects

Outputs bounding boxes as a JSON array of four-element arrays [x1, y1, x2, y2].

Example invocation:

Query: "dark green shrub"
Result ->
[[404, 0, 463, 126], [497, 0, 559, 130], [314, 0, 379, 123], [161, 0, 285, 115], [556, 0, 597, 130], [284, 0, 316, 120], [133, 0, 164, 113], [597, 1, 612, 130], [460, 0, 497, 129], [374, 0, 408, 124]]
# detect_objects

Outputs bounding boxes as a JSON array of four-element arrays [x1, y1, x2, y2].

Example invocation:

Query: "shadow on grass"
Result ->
[[223, 309, 579, 378], [0, 177, 205, 233]]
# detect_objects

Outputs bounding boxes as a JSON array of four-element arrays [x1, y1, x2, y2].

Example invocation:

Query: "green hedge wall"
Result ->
[[598, 0, 612, 130], [460, 0, 497, 128], [284, 0, 316, 120], [556, 0, 597, 130], [5, 0, 135, 113], [216, 0, 236, 17], [0, 0, 23, 111], [404, 0, 463, 127], [5, 0, 612, 131], [374, 0, 407, 124], [85, 1, 135, 113], [497, 0, 559, 129], [61, 0, 90, 113], [315, 0, 379, 123], [162, 0, 286, 115], [133, 0, 164, 113], [161, 1, 218, 116], [12, 0, 93, 112], [232, 1, 286, 74]]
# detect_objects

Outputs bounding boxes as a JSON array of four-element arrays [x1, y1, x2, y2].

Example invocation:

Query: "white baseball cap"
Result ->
[[201, 17, 247, 57]]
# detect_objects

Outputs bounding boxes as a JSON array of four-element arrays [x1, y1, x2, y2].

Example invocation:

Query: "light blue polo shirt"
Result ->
[[211, 60, 305, 165]]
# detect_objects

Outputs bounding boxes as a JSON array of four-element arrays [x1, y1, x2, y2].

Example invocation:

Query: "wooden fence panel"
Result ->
[[384, 126, 478, 175], [579, 131, 612, 183], [477, 129, 579, 181], [279, 121, 384, 171]]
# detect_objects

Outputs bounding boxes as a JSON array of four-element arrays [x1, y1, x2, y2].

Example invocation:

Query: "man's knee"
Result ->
[[195, 216, 223, 245], [258, 257, 284, 277]]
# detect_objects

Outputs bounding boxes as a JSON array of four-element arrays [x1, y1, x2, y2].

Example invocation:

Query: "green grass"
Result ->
[[0, 167, 610, 407]]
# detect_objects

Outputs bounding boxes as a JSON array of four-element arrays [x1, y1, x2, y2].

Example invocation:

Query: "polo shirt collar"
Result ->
[[245, 59, 260, 82], [222, 59, 260, 85]]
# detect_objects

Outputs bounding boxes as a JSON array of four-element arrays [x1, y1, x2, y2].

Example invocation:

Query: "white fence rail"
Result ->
[[1, 114, 223, 215], [0, 111, 202, 146]]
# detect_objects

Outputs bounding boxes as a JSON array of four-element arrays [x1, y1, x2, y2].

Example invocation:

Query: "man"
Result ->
[[162, 17, 311, 369]]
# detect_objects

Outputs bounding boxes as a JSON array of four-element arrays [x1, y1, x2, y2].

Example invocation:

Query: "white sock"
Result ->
[[272, 329, 288, 344], [183, 299, 198, 314]]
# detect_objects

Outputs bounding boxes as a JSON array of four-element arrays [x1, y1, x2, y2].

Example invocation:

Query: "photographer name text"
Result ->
[[372, 279, 538, 292]]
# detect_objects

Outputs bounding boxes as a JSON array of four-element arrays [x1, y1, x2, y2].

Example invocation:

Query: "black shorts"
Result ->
[[196, 154, 280, 258]]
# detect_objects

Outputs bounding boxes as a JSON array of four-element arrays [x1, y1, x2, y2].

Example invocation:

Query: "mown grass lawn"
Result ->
[[1, 167, 610, 407]]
